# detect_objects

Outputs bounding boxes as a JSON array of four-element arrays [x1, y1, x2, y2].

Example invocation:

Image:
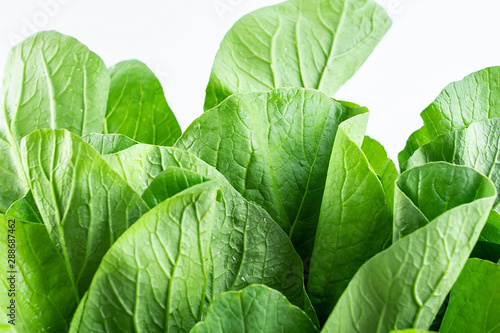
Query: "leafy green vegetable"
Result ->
[[0, 215, 77, 332], [177, 88, 365, 259], [322, 163, 496, 332], [105, 60, 181, 145], [205, 0, 391, 110], [0, 30, 109, 213], [402, 118, 500, 208], [399, 66, 500, 167], [440, 258, 500, 333], [191, 285, 319, 333], [100, 143, 316, 320], [21, 129, 149, 295], [69, 181, 220, 332], [307, 114, 392, 323]]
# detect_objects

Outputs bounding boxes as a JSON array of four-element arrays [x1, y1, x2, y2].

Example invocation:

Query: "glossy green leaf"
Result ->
[[308, 115, 392, 323], [101, 143, 316, 321], [82, 133, 138, 155], [205, 0, 391, 110], [0, 215, 77, 332], [69, 181, 219, 332], [191, 284, 319, 333], [21, 129, 149, 295], [440, 258, 500, 333], [393, 162, 494, 241], [177, 88, 365, 259], [0, 30, 109, 213], [142, 167, 210, 208], [105, 60, 181, 145], [322, 163, 496, 333], [399, 66, 500, 167]]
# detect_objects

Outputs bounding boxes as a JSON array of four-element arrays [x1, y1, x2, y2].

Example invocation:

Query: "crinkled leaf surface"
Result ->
[[399, 66, 500, 167], [403, 118, 500, 208], [69, 182, 219, 333], [0, 30, 109, 213], [205, 0, 391, 110], [440, 258, 500, 333], [82, 133, 138, 155], [393, 162, 494, 241], [191, 284, 319, 333], [322, 163, 496, 333], [177, 88, 365, 259], [21, 129, 149, 295], [105, 60, 181, 145], [142, 167, 211, 208], [308, 114, 392, 323], [0, 215, 77, 332], [101, 143, 316, 321]]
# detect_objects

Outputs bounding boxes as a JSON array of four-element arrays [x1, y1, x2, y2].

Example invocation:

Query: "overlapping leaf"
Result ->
[[322, 163, 496, 332], [69, 182, 219, 332], [205, 0, 391, 110], [177, 88, 365, 259], [21, 129, 149, 295], [399, 66, 500, 167], [99, 142, 316, 321], [191, 285, 319, 333], [307, 114, 393, 323], [0, 30, 109, 212]]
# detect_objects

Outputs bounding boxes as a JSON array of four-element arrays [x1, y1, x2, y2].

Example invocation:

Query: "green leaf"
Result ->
[[5, 191, 42, 224], [205, 0, 391, 110], [393, 162, 494, 241], [402, 118, 500, 208], [0, 215, 78, 332], [82, 133, 138, 155], [440, 258, 500, 333], [322, 163, 496, 333], [21, 129, 149, 295], [191, 285, 319, 333], [0, 30, 109, 213], [101, 143, 316, 322], [142, 167, 211, 208], [308, 115, 392, 323], [69, 181, 219, 333], [399, 66, 500, 167], [361, 135, 399, 210], [177, 88, 365, 259], [105, 60, 181, 146]]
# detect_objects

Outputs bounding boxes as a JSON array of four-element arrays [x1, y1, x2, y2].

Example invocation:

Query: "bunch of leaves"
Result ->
[[1, 0, 499, 332]]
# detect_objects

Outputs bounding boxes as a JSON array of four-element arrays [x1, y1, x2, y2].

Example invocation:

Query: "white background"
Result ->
[[1, 0, 500, 162]]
